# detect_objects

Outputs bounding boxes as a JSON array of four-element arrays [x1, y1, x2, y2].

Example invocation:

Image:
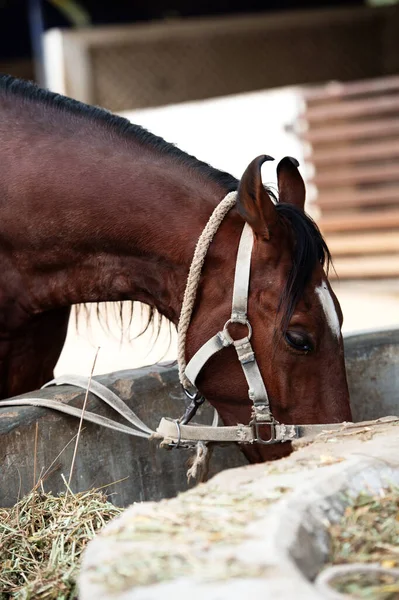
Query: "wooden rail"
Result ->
[[309, 140, 399, 167], [298, 75, 399, 279]]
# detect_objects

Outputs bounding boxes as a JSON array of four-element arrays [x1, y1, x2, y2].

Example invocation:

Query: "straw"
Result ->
[[0, 486, 123, 599]]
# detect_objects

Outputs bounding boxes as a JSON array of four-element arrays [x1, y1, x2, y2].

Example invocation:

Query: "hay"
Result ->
[[0, 486, 123, 599], [327, 485, 399, 599]]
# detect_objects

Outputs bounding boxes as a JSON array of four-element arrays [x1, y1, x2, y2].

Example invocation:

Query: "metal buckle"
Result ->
[[252, 420, 279, 445]]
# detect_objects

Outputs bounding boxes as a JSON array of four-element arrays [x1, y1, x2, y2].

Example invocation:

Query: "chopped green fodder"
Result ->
[[327, 485, 399, 599], [90, 484, 289, 592]]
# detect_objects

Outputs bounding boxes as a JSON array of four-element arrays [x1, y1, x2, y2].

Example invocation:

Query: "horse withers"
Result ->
[[0, 75, 352, 463]]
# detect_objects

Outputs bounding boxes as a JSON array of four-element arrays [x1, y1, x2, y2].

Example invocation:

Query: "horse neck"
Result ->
[[7, 131, 234, 324]]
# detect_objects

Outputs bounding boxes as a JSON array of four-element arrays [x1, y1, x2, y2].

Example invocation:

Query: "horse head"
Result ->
[[185, 155, 352, 463]]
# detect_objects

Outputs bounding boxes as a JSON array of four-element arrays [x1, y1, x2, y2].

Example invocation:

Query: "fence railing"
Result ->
[[296, 75, 399, 279]]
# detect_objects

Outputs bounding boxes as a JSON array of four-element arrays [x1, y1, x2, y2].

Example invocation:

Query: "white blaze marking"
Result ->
[[315, 283, 341, 338]]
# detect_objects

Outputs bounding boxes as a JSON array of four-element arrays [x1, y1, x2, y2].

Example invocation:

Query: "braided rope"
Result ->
[[177, 191, 238, 388]]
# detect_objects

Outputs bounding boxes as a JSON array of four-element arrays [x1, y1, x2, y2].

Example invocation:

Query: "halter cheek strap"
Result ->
[[184, 222, 273, 425]]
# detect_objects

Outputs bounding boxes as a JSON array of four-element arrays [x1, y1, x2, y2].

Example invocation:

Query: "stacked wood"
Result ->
[[298, 76, 399, 279]]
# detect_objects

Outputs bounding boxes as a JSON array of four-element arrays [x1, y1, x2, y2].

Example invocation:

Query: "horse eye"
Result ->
[[285, 330, 313, 353]]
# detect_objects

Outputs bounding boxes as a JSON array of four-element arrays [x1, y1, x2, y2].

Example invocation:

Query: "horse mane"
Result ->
[[0, 75, 330, 345], [1, 74, 237, 348], [74, 301, 171, 352], [275, 202, 332, 332], [0, 74, 238, 193]]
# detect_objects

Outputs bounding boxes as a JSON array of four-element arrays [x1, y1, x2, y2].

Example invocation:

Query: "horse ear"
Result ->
[[237, 155, 277, 240], [277, 156, 306, 211]]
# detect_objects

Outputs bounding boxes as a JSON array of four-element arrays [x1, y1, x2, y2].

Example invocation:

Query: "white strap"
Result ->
[[231, 222, 253, 322], [157, 415, 399, 446], [185, 331, 271, 420], [185, 332, 226, 386], [157, 417, 337, 444], [43, 374, 153, 435], [3, 378, 394, 447], [158, 416, 257, 443], [0, 397, 152, 438], [0, 376, 219, 441], [184, 221, 272, 421], [233, 337, 271, 419]]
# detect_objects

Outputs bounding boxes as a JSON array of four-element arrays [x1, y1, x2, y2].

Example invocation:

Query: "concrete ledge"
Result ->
[[79, 420, 399, 599], [344, 329, 399, 421]]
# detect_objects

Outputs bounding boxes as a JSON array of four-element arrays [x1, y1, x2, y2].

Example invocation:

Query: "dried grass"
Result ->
[[0, 486, 123, 599], [0, 348, 127, 599], [328, 485, 399, 599]]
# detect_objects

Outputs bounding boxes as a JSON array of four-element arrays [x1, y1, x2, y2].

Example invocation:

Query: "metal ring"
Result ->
[[168, 419, 182, 449], [223, 318, 252, 343]]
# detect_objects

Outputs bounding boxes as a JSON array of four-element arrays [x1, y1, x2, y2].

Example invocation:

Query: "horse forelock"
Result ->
[[275, 203, 332, 333]]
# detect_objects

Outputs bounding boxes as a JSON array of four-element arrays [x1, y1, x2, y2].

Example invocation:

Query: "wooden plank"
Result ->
[[304, 76, 399, 103], [304, 118, 399, 144], [305, 94, 399, 122], [313, 163, 399, 188], [326, 231, 399, 256], [302, 75, 399, 271], [308, 140, 399, 167], [319, 208, 399, 233], [329, 254, 399, 279], [315, 186, 399, 210]]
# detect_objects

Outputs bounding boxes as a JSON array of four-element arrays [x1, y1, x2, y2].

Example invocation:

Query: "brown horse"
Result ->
[[0, 75, 351, 463]]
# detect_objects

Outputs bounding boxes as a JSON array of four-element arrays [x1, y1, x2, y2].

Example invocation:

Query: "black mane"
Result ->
[[0, 74, 238, 192], [275, 202, 331, 331]]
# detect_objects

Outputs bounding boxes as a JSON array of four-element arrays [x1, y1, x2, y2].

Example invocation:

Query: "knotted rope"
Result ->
[[177, 191, 238, 389], [186, 441, 214, 483]]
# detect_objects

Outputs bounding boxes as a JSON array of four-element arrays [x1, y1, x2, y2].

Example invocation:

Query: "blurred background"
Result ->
[[1, 0, 399, 375]]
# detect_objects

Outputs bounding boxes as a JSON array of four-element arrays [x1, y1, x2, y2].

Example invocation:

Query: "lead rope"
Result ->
[[177, 191, 237, 389]]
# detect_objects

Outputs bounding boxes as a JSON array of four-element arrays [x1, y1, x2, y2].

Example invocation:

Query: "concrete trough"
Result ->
[[78, 412, 399, 599], [0, 366, 246, 508], [344, 328, 399, 422], [0, 329, 398, 509]]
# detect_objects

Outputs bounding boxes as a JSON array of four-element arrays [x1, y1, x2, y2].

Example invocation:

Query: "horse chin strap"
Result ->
[[182, 222, 277, 440]]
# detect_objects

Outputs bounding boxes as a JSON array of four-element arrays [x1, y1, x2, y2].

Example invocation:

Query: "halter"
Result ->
[[174, 192, 294, 444], [157, 191, 355, 447], [183, 224, 279, 439]]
